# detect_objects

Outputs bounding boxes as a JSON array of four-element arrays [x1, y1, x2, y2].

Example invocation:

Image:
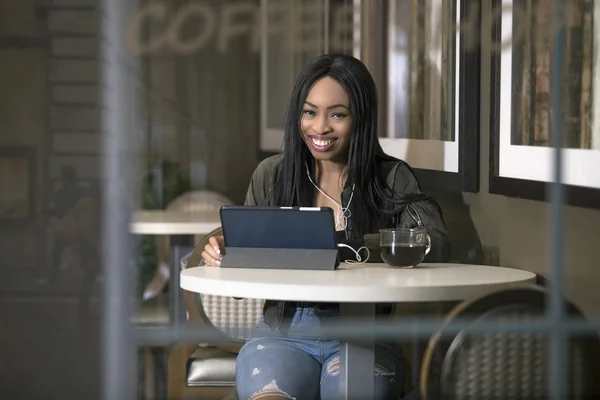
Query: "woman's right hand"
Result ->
[[202, 236, 224, 267]]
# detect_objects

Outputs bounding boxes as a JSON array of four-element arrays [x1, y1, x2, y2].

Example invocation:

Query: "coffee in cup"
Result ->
[[379, 228, 431, 268]]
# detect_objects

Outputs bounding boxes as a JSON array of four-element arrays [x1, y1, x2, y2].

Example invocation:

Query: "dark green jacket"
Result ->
[[244, 154, 451, 331]]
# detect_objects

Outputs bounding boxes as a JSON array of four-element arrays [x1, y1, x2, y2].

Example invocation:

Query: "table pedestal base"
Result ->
[[340, 303, 375, 400]]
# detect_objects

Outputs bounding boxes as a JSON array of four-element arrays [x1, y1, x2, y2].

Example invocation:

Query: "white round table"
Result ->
[[130, 209, 221, 325], [181, 262, 536, 399], [130, 210, 221, 235], [181, 262, 537, 303]]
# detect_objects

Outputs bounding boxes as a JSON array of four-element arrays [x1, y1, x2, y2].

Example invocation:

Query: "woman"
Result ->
[[202, 54, 450, 400]]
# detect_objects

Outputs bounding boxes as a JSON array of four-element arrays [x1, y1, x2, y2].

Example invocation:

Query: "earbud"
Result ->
[[407, 204, 424, 227], [338, 243, 370, 264]]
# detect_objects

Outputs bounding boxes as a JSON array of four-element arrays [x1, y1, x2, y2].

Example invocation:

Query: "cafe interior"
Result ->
[[1, 0, 600, 399]]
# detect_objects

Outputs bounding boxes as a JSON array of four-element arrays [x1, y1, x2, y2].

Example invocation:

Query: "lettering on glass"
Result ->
[[125, 2, 578, 55]]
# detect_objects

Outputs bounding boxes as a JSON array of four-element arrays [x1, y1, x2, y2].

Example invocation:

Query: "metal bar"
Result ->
[[339, 303, 375, 400], [259, 0, 268, 148], [170, 245, 183, 328], [133, 316, 600, 345], [170, 243, 192, 328], [100, 0, 137, 399], [324, 0, 330, 53], [548, 0, 567, 398], [353, 0, 362, 59]]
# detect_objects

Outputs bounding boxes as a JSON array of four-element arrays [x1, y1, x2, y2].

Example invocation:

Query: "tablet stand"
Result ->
[[220, 247, 340, 270]]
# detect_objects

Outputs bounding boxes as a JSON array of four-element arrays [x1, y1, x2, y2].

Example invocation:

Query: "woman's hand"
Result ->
[[202, 236, 224, 267]]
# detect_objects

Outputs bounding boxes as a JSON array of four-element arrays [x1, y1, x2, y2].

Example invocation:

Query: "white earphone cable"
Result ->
[[305, 163, 368, 263], [338, 243, 370, 264], [305, 163, 354, 230]]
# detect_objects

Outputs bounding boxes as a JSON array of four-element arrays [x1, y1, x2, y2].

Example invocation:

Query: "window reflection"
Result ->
[[389, 0, 457, 141]]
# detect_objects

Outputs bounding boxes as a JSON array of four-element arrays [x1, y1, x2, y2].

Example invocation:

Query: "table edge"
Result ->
[[180, 266, 537, 303]]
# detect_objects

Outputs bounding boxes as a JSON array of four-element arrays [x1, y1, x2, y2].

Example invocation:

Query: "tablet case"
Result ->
[[219, 206, 340, 270]]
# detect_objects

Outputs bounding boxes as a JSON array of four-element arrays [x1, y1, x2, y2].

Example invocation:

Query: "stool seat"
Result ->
[[186, 345, 237, 387]]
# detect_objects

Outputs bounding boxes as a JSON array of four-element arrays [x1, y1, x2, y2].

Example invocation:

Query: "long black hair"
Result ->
[[273, 54, 431, 238]]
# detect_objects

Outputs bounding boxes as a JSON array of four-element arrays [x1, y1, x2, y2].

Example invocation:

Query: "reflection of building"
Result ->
[[0, 0, 261, 282], [0, 149, 32, 219], [513, 0, 594, 149]]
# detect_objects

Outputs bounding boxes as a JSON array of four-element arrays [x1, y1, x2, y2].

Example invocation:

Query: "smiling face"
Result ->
[[300, 76, 352, 163]]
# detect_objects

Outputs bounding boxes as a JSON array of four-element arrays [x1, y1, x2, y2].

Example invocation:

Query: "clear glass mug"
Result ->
[[379, 228, 431, 268]]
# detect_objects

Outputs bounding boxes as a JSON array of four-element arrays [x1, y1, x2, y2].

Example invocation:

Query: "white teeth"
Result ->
[[311, 137, 333, 147]]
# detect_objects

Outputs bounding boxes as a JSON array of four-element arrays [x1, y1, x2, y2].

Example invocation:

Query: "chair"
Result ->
[[167, 227, 265, 400], [420, 285, 600, 400], [143, 190, 234, 301], [166, 191, 233, 213]]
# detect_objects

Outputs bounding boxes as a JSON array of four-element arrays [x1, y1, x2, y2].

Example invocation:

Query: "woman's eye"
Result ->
[[303, 110, 315, 116], [332, 113, 347, 119]]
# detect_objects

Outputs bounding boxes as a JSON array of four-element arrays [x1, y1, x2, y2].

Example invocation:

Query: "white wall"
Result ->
[[464, 2, 600, 318]]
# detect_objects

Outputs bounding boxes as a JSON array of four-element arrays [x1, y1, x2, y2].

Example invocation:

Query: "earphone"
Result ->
[[306, 162, 369, 264], [338, 243, 370, 264], [305, 162, 355, 230], [406, 204, 425, 227]]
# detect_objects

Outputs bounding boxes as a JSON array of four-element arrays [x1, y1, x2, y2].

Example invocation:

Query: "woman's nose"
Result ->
[[312, 115, 331, 134]]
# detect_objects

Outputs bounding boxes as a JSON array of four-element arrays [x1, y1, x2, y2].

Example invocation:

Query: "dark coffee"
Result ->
[[380, 243, 427, 268]]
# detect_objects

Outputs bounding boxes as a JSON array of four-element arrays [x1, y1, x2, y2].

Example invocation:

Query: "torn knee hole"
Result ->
[[249, 380, 296, 400], [325, 356, 340, 375]]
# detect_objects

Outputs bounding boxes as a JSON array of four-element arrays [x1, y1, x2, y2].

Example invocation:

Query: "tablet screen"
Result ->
[[220, 206, 338, 250]]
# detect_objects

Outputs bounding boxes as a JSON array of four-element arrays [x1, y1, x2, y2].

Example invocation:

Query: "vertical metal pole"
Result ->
[[324, 0, 330, 53], [170, 243, 190, 328], [352, 0, 362, 59], [259, 0, 268, 150], [548, 0, 566, 398], [101, 0, 137, 399], [360, 0, 388, 137], [339, 303, 375, 400]]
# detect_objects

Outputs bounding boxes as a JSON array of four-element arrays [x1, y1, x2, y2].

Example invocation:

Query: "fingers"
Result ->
[[201, 249, 220, 267], [208, 236, 223, 255], [202, 236, 223, 267], [214, 235, 225, 249]]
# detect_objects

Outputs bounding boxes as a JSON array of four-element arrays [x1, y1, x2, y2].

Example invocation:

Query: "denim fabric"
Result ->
[[236, 307, 406, 400]]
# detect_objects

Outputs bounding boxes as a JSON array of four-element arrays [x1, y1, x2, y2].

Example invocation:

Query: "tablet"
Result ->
[[219, 206, 340, 270]]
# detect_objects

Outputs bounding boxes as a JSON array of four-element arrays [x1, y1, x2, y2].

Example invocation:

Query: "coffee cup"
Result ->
[[379, 228, 431, 268]]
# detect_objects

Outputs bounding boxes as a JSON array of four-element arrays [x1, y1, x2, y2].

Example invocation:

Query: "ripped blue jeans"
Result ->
[[235, 307, 406, 400]]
